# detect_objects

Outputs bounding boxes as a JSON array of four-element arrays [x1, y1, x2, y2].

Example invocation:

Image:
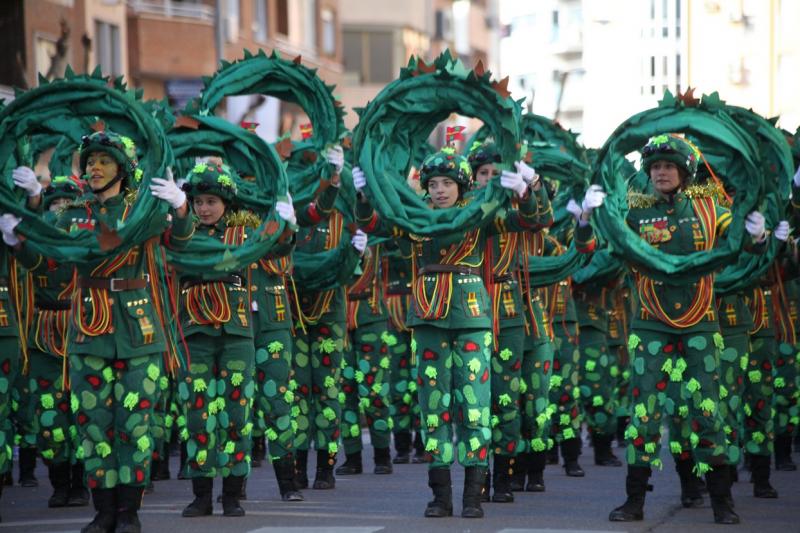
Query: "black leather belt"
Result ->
[[182, 274, 243, 289]]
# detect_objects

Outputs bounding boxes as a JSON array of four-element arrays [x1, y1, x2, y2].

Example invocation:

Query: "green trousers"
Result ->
[[150, 362, 172, 464], [179, 334, 254, 479], [413, 325, 492, 469], [578, 326, 618, 437], [388, 328, 419, 435], [773, 340, 799, 438], [0, 338, 18, 475], [741, 334, 776, 456], [716, 331, 747, 451], [292, 321, 344, 454], [12, 364, 36, 450], [549, 323, 582, 442], [71, 353, 159, 488], [27, 350, 80, 464], [490, 324, 524, 456], [340, 321, 392, 453], [626, 330, 732, 471], [521, 337, 555, 452], [254, 328, 295, 460]]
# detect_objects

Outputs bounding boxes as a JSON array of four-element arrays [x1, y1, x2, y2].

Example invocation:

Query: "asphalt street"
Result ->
[[1, 440, 798, 533]]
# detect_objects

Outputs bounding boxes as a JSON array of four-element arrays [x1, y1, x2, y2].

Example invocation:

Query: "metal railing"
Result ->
[[127, 0, 214, 22]]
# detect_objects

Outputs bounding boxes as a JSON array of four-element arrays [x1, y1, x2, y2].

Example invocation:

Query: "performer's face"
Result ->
[[48, 198, 69, 212], [474, 163, 495, 188], [192, 193, 226, 225], [649, 160, 681, 195], [427, 176, 459, 209], [85, 151, 120, 191]]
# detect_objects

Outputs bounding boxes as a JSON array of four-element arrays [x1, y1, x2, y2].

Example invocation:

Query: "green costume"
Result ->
[[0, 248, 20, 481], [714, 293, 750, 454], [770, 272, 799, 470]]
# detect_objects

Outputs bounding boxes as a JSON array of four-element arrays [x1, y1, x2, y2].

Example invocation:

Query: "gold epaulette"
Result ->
[[627, 190, 658, 209], [124, 188, 139, 206], [224, 209, 261, 229], [684, 182, 729, 206]]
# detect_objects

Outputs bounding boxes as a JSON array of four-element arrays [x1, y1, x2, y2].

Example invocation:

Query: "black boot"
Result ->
[[177, 441, 188, 480], [1, 472, 11, 486], [707, 466, 740, 524], [312, 449, 336, 489], [462, 466, 487, 518], [562, 438, 585, 477], [81, 488, 116, 533], [412, 431, 428, 463], [334, 451, 362, 475], [294, 449, 309, 489], [69, 462, 90, 506], [491, 455, 514, 502], [616, 416, 629, 448], [115, 485, 143, 533], [526, 451, 546, 492], [221, 476, 246, 517], [182, 477, 213, 517], [775, 434, 797, 471], [509, 452, 527, 491], [480, 467, 490, 502], [251, 436, 266, 468], [609, 466, 651, 521], [273, 456, 304, 501], [47, 462, 71, 508], [674, 455, 704, 508], [424, 467, 452, 517], [393, 431, 411, 464], [373, 447, 393, 474], [546, 443, 559, 464], [749, 454, 778, 498], [593, 433, 623, 466], [18, 447, 38, 487], [150, 452, 171, 481]]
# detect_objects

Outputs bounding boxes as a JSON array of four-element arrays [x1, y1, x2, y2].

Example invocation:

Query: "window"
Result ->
[[94, 20, 121, 76], [321, 8, 336, 56], [342, 30, 393, 84], [224, 0, 240, 42], [276, 0, 289, 36], [675, 0, 681, 37], [551, 10, 559, 41], [252, 0, 267, 42], [302, 0, 316, 51]]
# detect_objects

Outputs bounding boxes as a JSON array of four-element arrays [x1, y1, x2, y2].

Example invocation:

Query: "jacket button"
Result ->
[[108, 327, 115, 334], [674, 303, 682, 310]]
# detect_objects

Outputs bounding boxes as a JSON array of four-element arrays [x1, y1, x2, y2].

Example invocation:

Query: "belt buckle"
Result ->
[[109, 278, 124, 292], [231, 275, 242, 287]]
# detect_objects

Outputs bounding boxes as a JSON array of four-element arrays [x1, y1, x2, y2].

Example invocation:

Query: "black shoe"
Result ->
[[707, 467, 740, 524], [749, 454, 778, 498], [115, 485, 144, 533], [412, 432, 429, 463], [462, 466, 486, 518], [480, 467, 490, 502], [393, 431, 412, 464], [546, 445, 559, 465], [294, 449, 309, 489], [509, 452, 527, 491], [491, 455, 515, 503], [182, 478, 213, 517], [251, 436, 266, 468], [424, 468, 453, 517], [526, 451, 546, 492], [562, 438, 585, 476], [775, 434, 797, 471], [47, 462, 71, 508], [313, 449, 336, 489], [151, 456, 171, 481], [593, 433, 623, 466], [274, 456, 304, 501], [221, 476, 246, 517], [177, 442, 189, 480], [335, 451, 362, 475], [80, 488, 116, 533], [374, 447, 393, 474], [673, 455, 704, 508], [68, 463, 90, 506], [608, 466, 651, 521], [18, 447, 38, 487]]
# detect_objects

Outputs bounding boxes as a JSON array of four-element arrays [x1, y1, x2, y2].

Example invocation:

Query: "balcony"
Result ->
[[127, 0, 214, 22]]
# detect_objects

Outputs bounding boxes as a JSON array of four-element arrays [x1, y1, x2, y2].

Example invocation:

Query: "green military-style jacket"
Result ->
[[52, 192, 194, 359], [358, 186, 554, 330], [249, 258, 292, 334], [574, 288, 610, 333], [717, 292, 754, 336], [346, 245, 387, 329], [0, 246, 20, 339]]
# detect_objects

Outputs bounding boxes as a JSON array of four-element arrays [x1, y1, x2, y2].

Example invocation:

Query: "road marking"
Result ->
[[248, 528, 383, 533]]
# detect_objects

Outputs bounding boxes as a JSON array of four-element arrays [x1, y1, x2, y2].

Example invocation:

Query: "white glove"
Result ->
[[514, 161, 539, 187], [581, 185, 606, 215], [774, 220, 791, 241], [793, 165, 800, 187], [326, 145, 344, 174], [500, 169, 528, 198], [150, 169, 187, 209], [12, 167, 42, 197], [352, 166, 367, 192], [566, 198, 583, 221], [0, 214, 21, 247], [351, 229, 368, 254], [275, 193, 296, 226], [745, 211, 766, 241]]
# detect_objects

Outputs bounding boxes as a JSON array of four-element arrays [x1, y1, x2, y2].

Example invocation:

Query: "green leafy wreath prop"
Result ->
[[593, 90, 764, 284], [352, 50, 522, 236], [166, 114, 290, 274], [0, 68, 172, 264]]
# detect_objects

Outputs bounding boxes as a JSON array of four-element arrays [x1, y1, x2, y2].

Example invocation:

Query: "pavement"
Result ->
[[1, 441, 798, 533]]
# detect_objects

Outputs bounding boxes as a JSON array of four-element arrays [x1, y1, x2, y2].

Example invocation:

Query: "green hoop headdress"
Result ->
[[43, 175, 83, 210], [181, 162, 239, 203], [419, 147, 473, 189], [641, 133, 699, 183], [467, 140, 500, 174]]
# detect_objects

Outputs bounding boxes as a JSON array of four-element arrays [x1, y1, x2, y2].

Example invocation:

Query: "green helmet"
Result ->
[[43, 175, 83, 210], [181, 161, 239, 203], [467, 140, 500, 174], [79, 130, 140, 183], [419, 147, 473, 190], [641, 133, 699, 182]]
